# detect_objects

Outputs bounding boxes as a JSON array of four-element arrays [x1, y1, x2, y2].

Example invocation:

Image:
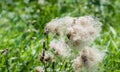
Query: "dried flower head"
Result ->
[[50, 38, 71, 57], [72, 55, 82, 72], [66, 16, 102, 49], [0, 48, 9, 55], [35, 66, 44, 72], [72, 47, 105, 72], [39, 50, 54, 62], [45, 16, 102, 50], [44, 16, 74, 36]]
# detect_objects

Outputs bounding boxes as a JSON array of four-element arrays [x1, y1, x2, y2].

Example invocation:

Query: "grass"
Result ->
[[0, 0, 120, 72]]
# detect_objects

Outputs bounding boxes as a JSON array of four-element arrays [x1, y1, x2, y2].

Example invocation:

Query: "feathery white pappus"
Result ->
[[72, 47, 105, 72], [45, 16, 102, 49], [44, 16, 104, 72], [35, 66, 44, 72], [50, 38, 71, 57], [39, 51, 54, 62]]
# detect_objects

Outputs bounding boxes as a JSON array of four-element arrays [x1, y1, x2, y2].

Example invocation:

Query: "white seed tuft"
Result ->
[[35, 66, 44, 72], [50, 38, 71, 57], [45, 16, 102, 49], [73, 47, 105, 72]]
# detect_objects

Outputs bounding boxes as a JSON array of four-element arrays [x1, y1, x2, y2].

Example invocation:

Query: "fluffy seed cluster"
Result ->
[[35, 66, 44, 72], [45, 16, 101, 49], [40, 50, 54, 62], [50, 38, 71, 57], [44, 16, 74, 36], [0, 48, 9, 55], [72, 47, 105, 72], [44, 16, 104, 71]]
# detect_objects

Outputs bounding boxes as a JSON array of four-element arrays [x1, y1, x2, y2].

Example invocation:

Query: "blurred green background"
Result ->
[[0, 0, 120, 72]]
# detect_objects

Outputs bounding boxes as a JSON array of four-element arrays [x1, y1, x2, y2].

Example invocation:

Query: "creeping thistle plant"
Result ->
[[38, 16, 105, 72]]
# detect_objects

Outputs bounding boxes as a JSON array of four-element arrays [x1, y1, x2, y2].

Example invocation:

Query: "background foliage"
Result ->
[[0, 0, 120, 72]]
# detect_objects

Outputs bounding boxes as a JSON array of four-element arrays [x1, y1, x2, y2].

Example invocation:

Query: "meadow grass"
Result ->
[[0, 0, 120, 72]]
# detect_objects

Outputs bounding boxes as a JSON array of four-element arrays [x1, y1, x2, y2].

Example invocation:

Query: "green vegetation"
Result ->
[[0, 0, 120, 72]]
